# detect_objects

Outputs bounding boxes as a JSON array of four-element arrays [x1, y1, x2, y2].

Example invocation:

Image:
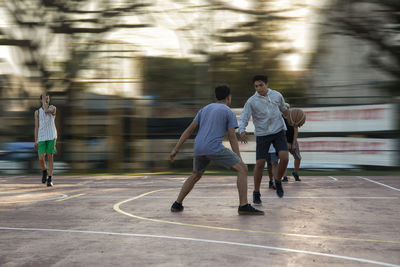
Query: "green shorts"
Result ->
[[38, 139, 57, 155]]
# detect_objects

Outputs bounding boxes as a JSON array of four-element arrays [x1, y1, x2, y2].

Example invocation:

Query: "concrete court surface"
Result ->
[[0, 174, 399, 267]]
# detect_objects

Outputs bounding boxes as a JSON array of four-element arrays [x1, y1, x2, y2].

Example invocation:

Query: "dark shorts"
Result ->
[[194, 148, 241, 173], [256, 130, 288, 161]]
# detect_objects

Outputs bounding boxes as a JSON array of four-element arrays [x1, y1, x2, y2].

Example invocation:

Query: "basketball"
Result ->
[[287, 108, 306, 127]]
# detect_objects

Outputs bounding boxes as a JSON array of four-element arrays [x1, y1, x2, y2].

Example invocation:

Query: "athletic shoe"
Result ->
[[253, 191, 262, 205], [42, 170, 47, 183], [47, 176, 53, 187], [282, 176, 288, 182], [292, 172, 301, 181], [171, 201, 184, 212], [238, 204, 264, 215], [275, 180, 284, 198], [269, 180, 276, 190]]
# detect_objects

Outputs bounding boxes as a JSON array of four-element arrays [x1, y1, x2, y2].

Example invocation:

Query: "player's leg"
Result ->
[[171, 157, 208, 212], [266, 155, 276, 189], [272, 131, 289, 198], [207, 148, 263, 214], [232, 161, 263, 215], [254, 136, 269, 191], [253, 159, 266, 204], [277, 150, 288, 181], [267, 162, 273, 183], [231, 161, 248, 206], [46, 139, 56, 187], [282, 142, 291, 182], [38, 154, 46, 170], [206, 148, 248, 206], [271, 161, 278, 187], [206, 148, 264, 215], [253, 136, 269, 205], [270, 152, 279, 189], [37, 141, 47, 183], [254, 159, 266, 192], [292, 141, 302, 181], [47, 153, 54, 186], [176, 172, 203, 204]]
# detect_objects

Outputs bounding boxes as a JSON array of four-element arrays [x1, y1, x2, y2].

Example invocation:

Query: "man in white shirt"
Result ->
[[239, 75, 289, 202], [34, 93, 57, 187]]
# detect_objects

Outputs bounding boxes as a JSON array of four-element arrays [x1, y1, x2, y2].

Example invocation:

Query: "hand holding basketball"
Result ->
[[287, 108, 306, 127]]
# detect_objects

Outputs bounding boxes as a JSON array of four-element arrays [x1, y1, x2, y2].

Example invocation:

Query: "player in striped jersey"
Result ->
[[34, 93, 57, 186]]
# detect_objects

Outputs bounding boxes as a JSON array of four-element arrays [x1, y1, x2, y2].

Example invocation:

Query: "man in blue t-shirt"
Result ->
[[169, 85, 264, 215]]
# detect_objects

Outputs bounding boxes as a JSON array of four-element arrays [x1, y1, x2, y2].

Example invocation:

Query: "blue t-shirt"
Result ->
[[193, 103, 238, 156]]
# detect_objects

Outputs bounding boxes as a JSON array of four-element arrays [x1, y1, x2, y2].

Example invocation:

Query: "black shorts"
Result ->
[[256, 130, 288, 160]]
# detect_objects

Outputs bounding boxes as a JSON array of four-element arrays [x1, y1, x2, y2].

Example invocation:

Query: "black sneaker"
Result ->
[[269, 180, 276, 190], [171, 201, 184, 212], [282, 176, 288, 182], [238, 204, 264, 215], [42, 170, 47, 184], [47, 176, 53, 187], [292, 172, 301, 181], [275, 180, 284, 198], [253, 191, 262, 205]]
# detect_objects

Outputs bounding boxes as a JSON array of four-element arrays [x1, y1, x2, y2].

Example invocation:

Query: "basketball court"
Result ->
[[1, 174, 399, 266]]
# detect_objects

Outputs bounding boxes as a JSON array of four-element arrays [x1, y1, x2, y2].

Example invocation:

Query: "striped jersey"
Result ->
[[38, 106, 57, 141]]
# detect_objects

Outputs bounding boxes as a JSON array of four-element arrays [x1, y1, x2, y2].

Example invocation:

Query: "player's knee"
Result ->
[[238, 162, 248, 174], [255, 161, 264, 170], [194, 172, 203, 180], [38, 154, 45, 161], [232, 161, 247, 174], [279, 152, 289, 163], [187, 172, 202, 184]]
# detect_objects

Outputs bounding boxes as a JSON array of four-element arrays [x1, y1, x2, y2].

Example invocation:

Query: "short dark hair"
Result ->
[[215, 85, 231, 100], [40, 92, 50, 100], [252, 75, 268, 84], [39, 92, 51, 106]]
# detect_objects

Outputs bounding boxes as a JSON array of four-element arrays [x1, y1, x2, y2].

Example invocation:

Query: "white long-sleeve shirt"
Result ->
[[239, 89, 287, 136]]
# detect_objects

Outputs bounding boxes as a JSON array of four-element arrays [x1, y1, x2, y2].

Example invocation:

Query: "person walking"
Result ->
[[34, 92, 57, 187]]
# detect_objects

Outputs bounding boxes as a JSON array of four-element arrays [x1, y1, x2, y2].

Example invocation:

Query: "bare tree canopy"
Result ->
[[328, 0, 400, 81]]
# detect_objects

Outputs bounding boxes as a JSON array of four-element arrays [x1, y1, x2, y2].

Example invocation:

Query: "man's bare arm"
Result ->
[[170, 121, 198, 162], [292, 126, 298, 151], [282, 108, 289, 118], [228, 128, 242, 160]]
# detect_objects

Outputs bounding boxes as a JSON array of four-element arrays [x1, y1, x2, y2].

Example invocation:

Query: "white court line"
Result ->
[[136, 182, 154, 185], [0, 227, 399, 267], [139, 196, 398, 200], [357, 176, 400, 192], [328, 176, 338, 181], [68, 195, 398, 200]]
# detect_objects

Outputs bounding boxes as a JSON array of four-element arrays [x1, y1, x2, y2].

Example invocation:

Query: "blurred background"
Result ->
[[0, 0, 398, 174]]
